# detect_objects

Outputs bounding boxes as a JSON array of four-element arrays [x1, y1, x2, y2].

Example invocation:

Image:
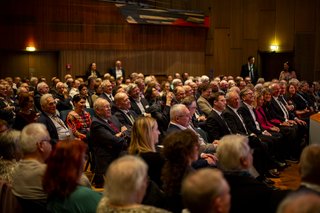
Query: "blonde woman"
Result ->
[[128, 116, 163, 187]]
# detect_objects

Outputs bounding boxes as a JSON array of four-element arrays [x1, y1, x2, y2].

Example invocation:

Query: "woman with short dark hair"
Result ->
[[66, 95, 91, 141]]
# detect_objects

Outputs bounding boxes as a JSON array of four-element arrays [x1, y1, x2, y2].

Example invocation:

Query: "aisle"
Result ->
[[272, 163, 301, 190]]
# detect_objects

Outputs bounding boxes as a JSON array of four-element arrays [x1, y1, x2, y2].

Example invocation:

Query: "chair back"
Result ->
[[0, 180, 22, 213]]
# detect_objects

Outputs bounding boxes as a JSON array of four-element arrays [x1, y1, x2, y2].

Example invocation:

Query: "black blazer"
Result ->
[[109, 68, 125, 79], [223, 106, 248, 135], [90, 115, 126, 174], [238, 102, 262, 135], [205, 110, 231, 141], [224, 171, 283, 213], [240, 63, 259, 84], [266, 97, 295, 122], [129, 96, 150, 115]]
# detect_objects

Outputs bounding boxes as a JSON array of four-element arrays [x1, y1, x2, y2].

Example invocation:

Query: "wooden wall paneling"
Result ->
[[258, 10, 276, 51], [59, 50, 205, 79], [242, 39, 258, 64], [243, 0, 259, 39], [275, 0, 295, 51], [212, 0, 231, 28], [0, 52, 29, 79], [213, 29, 231, 76], [230, 0, 243, 48], [230, 48, 243, 77], [295, 0, 316, 32], [295, 33, 315, 81], [258, 0, 276, 10]]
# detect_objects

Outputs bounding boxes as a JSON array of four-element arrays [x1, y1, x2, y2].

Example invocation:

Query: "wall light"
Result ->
[[270, 45, 279, 52], [26, 46, 36, 52]]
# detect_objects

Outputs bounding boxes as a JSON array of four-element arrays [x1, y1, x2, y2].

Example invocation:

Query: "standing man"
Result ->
[[241, 56, 259, 84], [109, 60, 125, 81]]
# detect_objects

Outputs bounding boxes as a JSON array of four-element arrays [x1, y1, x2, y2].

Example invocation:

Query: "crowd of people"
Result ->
[[1, 60, 320, 213]]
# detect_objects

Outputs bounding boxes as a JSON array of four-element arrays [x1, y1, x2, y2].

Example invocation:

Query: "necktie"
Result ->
[[276, 98, 289, 119], [250, 65, 254, 80], [236, 111, 249, 134], [126, 112, 134, 125], [52, 115, 68, 129], [220, 114, 232, 133], [108, 119, 119, 133]]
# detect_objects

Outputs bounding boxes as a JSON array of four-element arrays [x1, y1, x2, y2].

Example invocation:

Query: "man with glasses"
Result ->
[[12, 123, 52, 211], [38, 94, 72, 145]]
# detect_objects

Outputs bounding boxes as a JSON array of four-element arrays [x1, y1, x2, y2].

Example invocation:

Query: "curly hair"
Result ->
[[43, 140, 87, 199], [161, 129, 199, 195]]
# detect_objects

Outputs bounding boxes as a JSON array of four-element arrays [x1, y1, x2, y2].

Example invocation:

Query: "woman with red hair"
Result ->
[[43, 140, 102, 213]]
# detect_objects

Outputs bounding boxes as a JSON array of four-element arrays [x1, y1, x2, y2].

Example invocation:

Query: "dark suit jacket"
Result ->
[[224, 171, 283, 213], [266, 97, 295, 122], [109, 68, 125, 79], [37, 113, 59, 145], [240, 63, 259, 83], [114, 108, 138, 129], [238, 102, 262, 135], [129, 96, 150, 115], [90, 115, 126, 174], [34, 93, 42, 112], [205, 110, 231, 141], [223, 106, 248, 135]]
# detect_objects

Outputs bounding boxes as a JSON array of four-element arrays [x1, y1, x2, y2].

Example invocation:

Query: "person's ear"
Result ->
[[240, 156, 249, 168], [37, 141, 45, 153]]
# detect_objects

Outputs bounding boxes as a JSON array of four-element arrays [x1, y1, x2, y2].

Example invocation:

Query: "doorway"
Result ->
[[259, 52, 294, 81]]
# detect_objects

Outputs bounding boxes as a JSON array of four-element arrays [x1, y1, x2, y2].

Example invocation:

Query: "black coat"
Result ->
[[90, 115, 127, 175], [205, 110, 231, 141]]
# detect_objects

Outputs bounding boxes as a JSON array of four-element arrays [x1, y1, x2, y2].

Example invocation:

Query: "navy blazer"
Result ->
[[37, 113, 59, 145]]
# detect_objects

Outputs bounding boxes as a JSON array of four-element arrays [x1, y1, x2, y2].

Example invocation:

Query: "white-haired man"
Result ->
[[34, 81, 49, 111], [90, 98, 128, 188], [217, 135, 285, 213], [12, 123, 52, 209], [182, 168, 231, 213]]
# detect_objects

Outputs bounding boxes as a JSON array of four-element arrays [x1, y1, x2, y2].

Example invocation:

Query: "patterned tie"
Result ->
[[108, 119, 119, 133], [250, 65, 254, 80]]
